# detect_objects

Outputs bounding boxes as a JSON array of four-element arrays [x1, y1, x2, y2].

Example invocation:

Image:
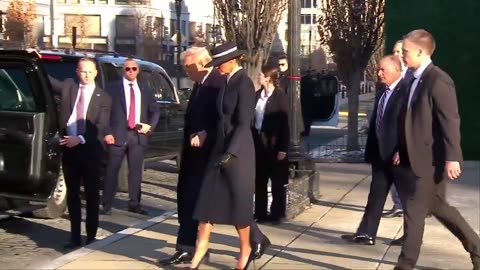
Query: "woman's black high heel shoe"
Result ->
[[188, 250, 210, 270], [235, 253, 255, 270]]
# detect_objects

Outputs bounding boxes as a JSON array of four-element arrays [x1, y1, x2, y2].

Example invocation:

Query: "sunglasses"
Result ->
[[279, 63, 286, 66], [124, 67, 138, 72]]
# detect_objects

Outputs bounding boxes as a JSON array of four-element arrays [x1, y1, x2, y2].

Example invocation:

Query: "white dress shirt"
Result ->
[[123, 78, 142, 125], [227, 66, 243, 83], [379, 76, 401, 116], [67, 83, 95, 143], [408, 58, 432, 107], [255, 88, 274, 130]]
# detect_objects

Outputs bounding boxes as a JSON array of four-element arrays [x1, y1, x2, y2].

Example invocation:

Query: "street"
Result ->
[[0, 160, 178, 269]]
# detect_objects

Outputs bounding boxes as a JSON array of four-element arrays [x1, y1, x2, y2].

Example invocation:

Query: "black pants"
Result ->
[[63, 146, 101, 243], [357, 164, 408, 237], [103, 131, 145, 209], [396, 166, 480, 269], [254, 148, 289, 220]]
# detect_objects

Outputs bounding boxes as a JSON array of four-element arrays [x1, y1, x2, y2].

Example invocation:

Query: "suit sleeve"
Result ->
[[147, 88, 160, 129], [226, 79, 255, 157], [47, 75, 64, 94], [98, 91, 113, 139], [431, 74, 463, 162], [278, 92, 290, 153]]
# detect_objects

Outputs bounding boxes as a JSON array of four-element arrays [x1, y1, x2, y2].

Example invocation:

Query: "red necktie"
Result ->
[[128, 83, 136, 129]]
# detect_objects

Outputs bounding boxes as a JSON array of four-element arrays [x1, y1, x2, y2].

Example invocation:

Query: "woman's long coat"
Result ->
[[193, 69, 256, 226]]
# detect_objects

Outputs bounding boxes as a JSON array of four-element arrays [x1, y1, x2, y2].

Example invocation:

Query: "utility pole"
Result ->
[[175, 0, 182, 89], [287, 0, 304, 160], [49, 0, 55, 47]]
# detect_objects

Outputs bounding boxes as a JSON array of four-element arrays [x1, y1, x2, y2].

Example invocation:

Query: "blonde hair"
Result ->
[[182, 47, 212, 66], [404, 29, 436, 55]]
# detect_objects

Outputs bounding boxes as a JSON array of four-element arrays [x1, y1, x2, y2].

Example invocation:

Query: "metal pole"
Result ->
[[175, 0, 182, 89], [50, 0, 55, 47], [287, 0, 304, 160]]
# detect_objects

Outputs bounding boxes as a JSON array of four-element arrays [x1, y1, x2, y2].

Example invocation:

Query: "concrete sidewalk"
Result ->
[[42, 162, 479, 270]]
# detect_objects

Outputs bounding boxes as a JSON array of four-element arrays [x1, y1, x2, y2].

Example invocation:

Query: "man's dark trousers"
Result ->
[[63, 146, 101, 243], [103, 130, 145, 209], [396, 166, 480, 269], [357, 164, 408, 237]]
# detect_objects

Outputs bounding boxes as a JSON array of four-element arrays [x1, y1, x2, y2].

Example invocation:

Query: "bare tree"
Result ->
[[192, 24, 206, 47], [318, 0, 384, 151], [4, 0, 36, 48], [213, 0, 288, 79], [365, 39, 385, 82]]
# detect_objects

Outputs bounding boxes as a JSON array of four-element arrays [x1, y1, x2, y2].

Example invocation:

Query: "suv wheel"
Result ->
[[32, 171, 68, 219]]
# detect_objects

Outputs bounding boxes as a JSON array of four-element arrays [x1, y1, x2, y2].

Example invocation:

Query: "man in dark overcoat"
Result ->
[[158, 47, 222, 265]]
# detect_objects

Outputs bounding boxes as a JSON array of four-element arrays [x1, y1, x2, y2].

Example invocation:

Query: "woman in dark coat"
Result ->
[[190, 42, 256, 269], [253, 64, 290, 224]]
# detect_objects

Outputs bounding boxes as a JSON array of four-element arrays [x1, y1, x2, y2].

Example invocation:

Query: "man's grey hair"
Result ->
[[181, 46, 212, 66]]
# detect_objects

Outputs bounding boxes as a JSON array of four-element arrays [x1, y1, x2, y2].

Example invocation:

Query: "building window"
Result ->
[[170, 19, 176, 35], [86, 0, 94, 4], [97, 0, 107, 3], [155, 17, 164, 38], [300, 14, 312, 24], [57, 0, 66, 3], [64, 14, 101, 37], [115, 15, 136, 38], [301, 0, 311, 8], [114, 0, 148, 4]]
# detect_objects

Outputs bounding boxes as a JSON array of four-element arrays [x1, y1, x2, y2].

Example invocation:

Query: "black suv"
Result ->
[[0, 49, 185, 219]]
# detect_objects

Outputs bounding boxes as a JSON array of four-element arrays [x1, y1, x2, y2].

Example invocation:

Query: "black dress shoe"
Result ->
[[158, 250, 193, 265], [100, 208, 112, 215], [63, 241, 82, 250], [252, 237, 271, 260], [341, 233, 375, 245], [382, 208, 404, 218], [390, 236, 404, 246], [86, 238, 98, 245], [128, 206, 149, 215]]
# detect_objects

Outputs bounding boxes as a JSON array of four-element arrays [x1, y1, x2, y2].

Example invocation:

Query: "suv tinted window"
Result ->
[[0, 66, 36, 111], [42, 61, 77, 82], [142, 70, 175, 102]]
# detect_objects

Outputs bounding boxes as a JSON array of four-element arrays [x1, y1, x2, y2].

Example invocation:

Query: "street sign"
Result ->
[[170, 33, 187, 45]]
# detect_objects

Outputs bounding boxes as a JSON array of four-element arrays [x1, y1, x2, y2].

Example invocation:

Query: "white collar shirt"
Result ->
[[254, 88, 274, 130], [123, 78, 142, 124], [408, 58, 432, 107], [67, 83, 95, 137]]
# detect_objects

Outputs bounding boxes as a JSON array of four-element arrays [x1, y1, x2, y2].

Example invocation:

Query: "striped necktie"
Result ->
[[376, 87, 391, 131]]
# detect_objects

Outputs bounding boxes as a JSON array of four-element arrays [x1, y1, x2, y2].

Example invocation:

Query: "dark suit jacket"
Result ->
[[49, 77, 112, 156], [184, 69, 223, 147], [365, 79, 406, 165], [104, 80, 159, 146], [253, 88, 290, 153], [279, 71, 289, 96], [400, 63, 463, 178]]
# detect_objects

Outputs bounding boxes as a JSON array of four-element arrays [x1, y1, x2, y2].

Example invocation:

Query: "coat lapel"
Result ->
[[86, 86, 102, 120], [70, 83, 79, 114], [383, 81, 402, 116], [410, 63, 433, 108]]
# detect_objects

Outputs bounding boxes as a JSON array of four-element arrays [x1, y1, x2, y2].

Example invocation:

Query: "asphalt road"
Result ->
[[0, 160, 178, 269]]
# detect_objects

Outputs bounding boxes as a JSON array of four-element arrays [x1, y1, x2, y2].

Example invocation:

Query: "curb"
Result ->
[[39, 210, 177, 270]]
